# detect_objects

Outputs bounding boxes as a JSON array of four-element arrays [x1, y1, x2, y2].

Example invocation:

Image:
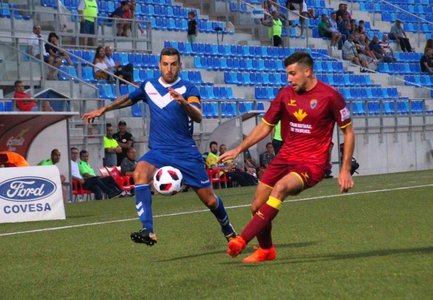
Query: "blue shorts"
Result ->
[[139, 149, 211, 189], [80, 20, 95, 34]]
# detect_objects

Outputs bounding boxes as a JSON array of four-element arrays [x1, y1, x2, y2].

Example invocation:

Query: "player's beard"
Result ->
[[163, 72, 178, 84]]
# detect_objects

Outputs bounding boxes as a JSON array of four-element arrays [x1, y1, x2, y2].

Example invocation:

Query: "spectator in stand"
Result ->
[[78, 149, 124, 199], [104, 46, 133, 83], [128, 0, 144, 35], [219, 144, 258, 187], [93, 46, 110, 80], [261, 11, 283, 47], [205, 141, 219, 169], [70, 147, 84, 182], [318, 14, 341, 49], [44, 32, 72, 80], [111, 1, 132, 37], [113, 120, 134, 166], [369, 34, 396, 63], [424, 38, 433, 52], [356, 34, 378, 65], [338, 12, 351, 39], [13, 80, 53, 112], [104, 123, 122, 167], [420, 48, 433, 75], [379, 34, 397, 62], [187, 11, 198, 43], [78, 0, 98, 47], [259, 142, 275, 170], [121, 147, 137, 177], [0, 151, 29, 167], [336, 3, 351, 20], [28, 25, 46, 60], [342, 35, 370, 72], [272, 121, 283, 155], [389, 19, 413, 52]]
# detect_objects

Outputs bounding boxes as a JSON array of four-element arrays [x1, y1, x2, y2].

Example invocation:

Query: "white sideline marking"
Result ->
[[1, 183, 432, 237]]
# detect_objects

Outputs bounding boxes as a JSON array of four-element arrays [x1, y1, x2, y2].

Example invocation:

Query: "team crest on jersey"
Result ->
[[288, 99, 297, 106], [310, 99, 318, 109], [293, 108, 308, 122]]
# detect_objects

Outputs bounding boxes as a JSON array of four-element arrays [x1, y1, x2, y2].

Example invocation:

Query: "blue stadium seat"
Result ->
[[131, 103, 143, 117]]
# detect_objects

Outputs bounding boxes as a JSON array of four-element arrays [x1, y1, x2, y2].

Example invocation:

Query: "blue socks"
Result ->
[[135, 184, 153, 232], [210, 196, 234, 236]]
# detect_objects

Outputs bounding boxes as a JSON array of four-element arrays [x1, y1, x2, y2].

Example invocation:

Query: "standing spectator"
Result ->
[[78, 150, 124, 199], [104, 123, 122, 167], [272, 121, 283, 155], [129, 0, 144, 35], [420, 48, 433, 74], [390, 19, 413, 52], [259, 142, 275, 169], [82, 47, 237, 246], [187, 11, 198, 43], [105, 46, 133, 83], [220, 51, 355, 263], [111, 1, 132, 37], [262, 11, 283, 47], [318, 14, 341, 49], [113, 120, 134, 166], [13, 80, 53, 112], [78, 0, 98, 47], [93, 46, 110, 80]]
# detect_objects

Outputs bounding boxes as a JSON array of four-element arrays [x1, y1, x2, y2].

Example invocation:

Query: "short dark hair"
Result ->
[[284, 51, 314, 70], [51, 148, 60, 155], [188, 11, 195, 17], [14, 80, 23, 87], [160, 47, 181, 63], [209, 141, 218, 148], [79, 150, 88, 157], [71, 147, 79, 152]]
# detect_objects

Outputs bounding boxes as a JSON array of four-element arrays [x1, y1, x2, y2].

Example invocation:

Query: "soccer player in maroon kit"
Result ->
[[219, 51, 355, 263]]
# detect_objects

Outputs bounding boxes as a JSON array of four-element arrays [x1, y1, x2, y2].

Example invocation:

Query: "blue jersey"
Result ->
[[129, 77, 201, 151]]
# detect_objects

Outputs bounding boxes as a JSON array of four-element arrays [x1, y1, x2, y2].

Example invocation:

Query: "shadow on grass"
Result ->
[[158, 241, 320, 262], [283, 246, 433, 264]]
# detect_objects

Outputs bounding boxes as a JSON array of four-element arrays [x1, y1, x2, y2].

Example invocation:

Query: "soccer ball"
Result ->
[[153, 166, 183, 196]]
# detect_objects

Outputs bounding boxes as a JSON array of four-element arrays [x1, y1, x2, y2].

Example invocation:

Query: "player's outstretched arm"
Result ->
[[82, 95, 133, 124], [338, 124, 355, 193]]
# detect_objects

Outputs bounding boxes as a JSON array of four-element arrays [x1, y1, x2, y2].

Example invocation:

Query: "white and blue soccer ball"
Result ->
[[153, 166, 183, 196]]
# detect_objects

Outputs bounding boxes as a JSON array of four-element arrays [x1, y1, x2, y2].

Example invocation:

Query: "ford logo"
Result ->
[[0, 177, 56, 202]]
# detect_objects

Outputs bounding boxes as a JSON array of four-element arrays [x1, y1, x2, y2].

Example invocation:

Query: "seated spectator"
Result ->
[[389, 20, 413, 52], [420, 48, 433, 75], [369, 35, 396, 63], [337, 12, 351, 38], [0, 151, 29, 167], [342, 35, 370, 72], [205, 141, 220, 169], [93, 46, 110, 80], [13, 80, 53, 112], [104, 123, 122, 167], [424, 38, 433, 53], [120, 147, 137, 177], [259, 142, 275, 169], [355, 34, 378, 65], [105, 46, 133, 83], [45, 32, 72, 66], [219, 144, 257, 187], [318, 14, 341, 49], [111, 0, 132, 37], [244, 149, 261, 178], [378, 34, 397, 62], [78, 149, 124, 200], [38, 148, 67, 202]]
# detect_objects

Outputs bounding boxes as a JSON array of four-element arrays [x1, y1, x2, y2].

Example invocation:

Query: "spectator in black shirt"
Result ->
[[187, 11, 198, 43], [420, 48, 433, 74]]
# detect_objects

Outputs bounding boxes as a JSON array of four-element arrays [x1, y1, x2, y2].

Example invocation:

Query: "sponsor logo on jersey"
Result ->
[[288, 99, 297, 106], [293, 108, 308, 122], [340, 106, 351, 122]]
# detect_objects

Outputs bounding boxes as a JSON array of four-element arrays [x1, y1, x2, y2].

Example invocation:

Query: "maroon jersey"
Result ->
[[263, 80, 352, 169]]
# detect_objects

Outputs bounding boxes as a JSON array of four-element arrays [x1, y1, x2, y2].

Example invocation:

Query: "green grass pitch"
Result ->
[[1, 170, 432, 299]]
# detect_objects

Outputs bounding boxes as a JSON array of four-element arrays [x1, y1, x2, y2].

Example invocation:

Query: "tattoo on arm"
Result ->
[[105, 95, 134, 112]]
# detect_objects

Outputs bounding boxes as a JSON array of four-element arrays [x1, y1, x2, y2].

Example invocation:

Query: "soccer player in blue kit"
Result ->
[[82, 48, 237, 246]]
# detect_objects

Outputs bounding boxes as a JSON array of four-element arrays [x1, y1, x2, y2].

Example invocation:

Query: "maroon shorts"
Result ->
[[260, 156, 325, 190]]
